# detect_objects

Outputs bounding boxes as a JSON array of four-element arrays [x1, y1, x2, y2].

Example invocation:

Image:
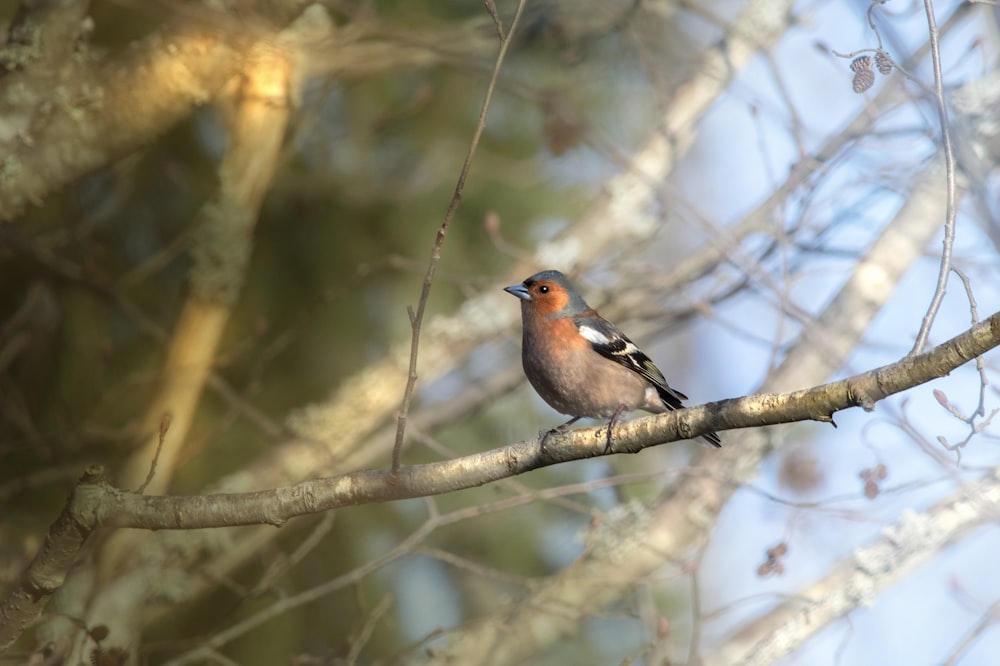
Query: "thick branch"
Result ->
[[0, 3, 311, 221], [2, 309, 997, 652]]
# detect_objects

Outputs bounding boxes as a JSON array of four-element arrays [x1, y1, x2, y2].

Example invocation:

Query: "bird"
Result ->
[[504, 269, 721, 450]]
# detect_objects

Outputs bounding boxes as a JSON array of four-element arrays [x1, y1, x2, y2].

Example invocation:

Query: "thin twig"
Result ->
[[484, 0, 505, 42], [390, 0, 528, 473], [932, 266, 994, 454], [951, 267, 987, 418], [137, 413, 171, 494], [942, 600, 1000, 665], [685, 544, 708, 666], [248, 511, 337, 599], [911, 0, 959, 354], [346, 593, 393, 665], [866, 0, 886, 50]]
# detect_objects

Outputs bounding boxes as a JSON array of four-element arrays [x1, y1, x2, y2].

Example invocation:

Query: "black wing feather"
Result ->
[[579, 315, 722, 447], [578, 316, 688, 409]]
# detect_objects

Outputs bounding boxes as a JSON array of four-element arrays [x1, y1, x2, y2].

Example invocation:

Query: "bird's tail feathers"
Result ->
[[656, 385, 722, 448]]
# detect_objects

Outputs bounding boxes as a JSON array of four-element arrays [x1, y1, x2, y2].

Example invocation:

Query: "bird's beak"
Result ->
[[504, 284, 531, 301]]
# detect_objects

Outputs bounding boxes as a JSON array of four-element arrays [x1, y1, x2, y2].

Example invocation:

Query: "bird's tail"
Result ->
[[656, 385, 722, 448], [701, 432, 722, 448]]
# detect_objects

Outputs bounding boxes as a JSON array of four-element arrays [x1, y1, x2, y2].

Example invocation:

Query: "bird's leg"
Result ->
[[604, 405, 628, 454], [540, 416, 581, 455]]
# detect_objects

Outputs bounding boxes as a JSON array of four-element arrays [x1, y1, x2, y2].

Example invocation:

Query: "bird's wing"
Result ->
[[575, 312, 722, 448], [574, 313, 688, 409]]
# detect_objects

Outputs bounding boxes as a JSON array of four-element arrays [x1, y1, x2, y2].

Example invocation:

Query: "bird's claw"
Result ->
[[603, 426, 614, 454], [602, 405, 626, 455], [539, 427, 560, 456]]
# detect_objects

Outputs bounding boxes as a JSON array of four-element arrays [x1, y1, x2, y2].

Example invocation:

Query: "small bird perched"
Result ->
[[504, 269, 721, 449]]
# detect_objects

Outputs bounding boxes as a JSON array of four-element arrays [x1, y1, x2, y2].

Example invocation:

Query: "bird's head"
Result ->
[[504, 270, 589, 318]]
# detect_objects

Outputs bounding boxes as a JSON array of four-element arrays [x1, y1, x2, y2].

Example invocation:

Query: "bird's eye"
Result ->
[[538, 285, 549, 294]]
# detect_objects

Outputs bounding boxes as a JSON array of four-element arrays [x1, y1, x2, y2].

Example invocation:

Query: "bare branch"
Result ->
[[2, 310, 998, 652], [943, 599, 1000, 666], [417, 145, 962, 665], [911, 0, 960, 354], [28, 16, 304, 661], [292, 0, 798, 465], [391, 0, 528, 472], [705, 471, 1000, 665], [0, 14, 262, 220]]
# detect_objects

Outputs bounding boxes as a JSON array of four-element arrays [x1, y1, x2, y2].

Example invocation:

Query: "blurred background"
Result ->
[[1, 0, 999, 664]]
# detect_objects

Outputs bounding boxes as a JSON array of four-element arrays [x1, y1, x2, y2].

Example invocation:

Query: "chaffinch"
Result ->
[[504, 269, 721, 449]]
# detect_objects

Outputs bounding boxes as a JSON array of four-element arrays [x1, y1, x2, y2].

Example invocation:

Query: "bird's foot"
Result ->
[[539, 417, 581, 456], [603, 405, 628, 455], [539, 427, 561, 456]]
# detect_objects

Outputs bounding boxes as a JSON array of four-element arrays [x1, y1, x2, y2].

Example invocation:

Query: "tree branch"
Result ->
[[391, 0, 527, 471], [911, 0, 960, 354], [0, 3, 311, 221], [2, 309, 998, 652], [704, 470, 1000, 665], [412, 149, 964, 665], [288, 0, 797, 470], [26, 11, 305, 662]]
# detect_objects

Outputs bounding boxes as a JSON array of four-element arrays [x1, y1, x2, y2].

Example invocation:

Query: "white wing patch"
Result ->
[[578, 324, 611, 345]]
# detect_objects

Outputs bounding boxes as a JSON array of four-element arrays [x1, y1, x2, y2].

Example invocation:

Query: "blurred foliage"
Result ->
[[0, 1, 705, 662]]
